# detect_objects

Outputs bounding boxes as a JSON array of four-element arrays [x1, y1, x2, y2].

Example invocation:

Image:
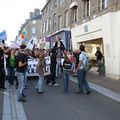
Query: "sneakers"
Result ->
[[86, 90, 91, 94], [48, 83, 52, 86], [22, 94, 26, 98], [38, 91, 43, 94], [18, 98, 27, 102], [53, 83, 59, 86], [76, 90, 91, 94]]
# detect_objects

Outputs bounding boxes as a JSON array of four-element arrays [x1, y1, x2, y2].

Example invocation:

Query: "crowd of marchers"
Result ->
[[1, 37, 106, 102]]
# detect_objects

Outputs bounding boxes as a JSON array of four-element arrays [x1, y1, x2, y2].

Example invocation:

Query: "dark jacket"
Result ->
[[0, 48, 4, 68], [54, 41, 65, 51]]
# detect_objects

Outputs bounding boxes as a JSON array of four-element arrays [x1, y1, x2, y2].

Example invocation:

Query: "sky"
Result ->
[[0, 0, 46, 45]]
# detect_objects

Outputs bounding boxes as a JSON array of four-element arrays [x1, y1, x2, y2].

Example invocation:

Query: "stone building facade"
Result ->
[[17, 9, 42, 48], [41, 0, 120, 79]]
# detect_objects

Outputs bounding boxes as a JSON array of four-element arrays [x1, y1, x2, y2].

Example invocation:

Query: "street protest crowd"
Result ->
[[0, 37, 94, 102]]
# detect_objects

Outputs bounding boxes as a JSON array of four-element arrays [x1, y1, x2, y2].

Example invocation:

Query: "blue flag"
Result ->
[[0, 30, 7, 41]]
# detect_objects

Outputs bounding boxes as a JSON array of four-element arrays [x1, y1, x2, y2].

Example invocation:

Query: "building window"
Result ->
[[45, 20, 48, 32], [48, 17, 52, 31], [46, 7, 48, 15], [65, 10, 69, 27], [42, 11, 45, 18], [49, 2, 53, 13], [54, 0, 57, 9], [71, 6, 78, 23], [32, 27, 36, 34], [98, 0, 108, 11], [58, 15, 62, 29], [42, 23, 45, 34], [84, 0, 90, 18], [59, 0, 64, 6], [32, 20, 36, 24], [53, 13, 56, 29]]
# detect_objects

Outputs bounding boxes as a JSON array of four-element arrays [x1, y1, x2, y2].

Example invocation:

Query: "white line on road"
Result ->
[[2, 83, 27, 120]]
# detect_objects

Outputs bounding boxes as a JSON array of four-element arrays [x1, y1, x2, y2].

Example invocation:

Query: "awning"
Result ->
[[70, 2, 78, 9]]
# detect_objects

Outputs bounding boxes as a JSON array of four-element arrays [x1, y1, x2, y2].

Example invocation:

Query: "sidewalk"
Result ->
[[87, 68, 120, 94]]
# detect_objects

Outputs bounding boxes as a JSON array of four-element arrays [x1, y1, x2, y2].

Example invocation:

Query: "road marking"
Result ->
[[2, 90, 12, 120], [13, 87, 27, 120], [2, 83, 27, 120], [71, 79, 120, 103]]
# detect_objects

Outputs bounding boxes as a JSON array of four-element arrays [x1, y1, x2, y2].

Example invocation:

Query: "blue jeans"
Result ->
[[77, 69, 90, 93], [8, 67, 15, 85], [56, 61, 61, 77], [17, 72, 26, 100], [24, 72, 27, 88], [63, 70, 70, 93]]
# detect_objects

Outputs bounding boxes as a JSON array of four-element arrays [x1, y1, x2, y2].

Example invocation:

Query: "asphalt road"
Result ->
[[0, 91, 3, 120], [22, 77, 120, 120]]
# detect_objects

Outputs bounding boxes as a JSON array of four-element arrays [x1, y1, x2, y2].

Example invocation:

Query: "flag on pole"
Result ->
[[0, 30, 7, 42], [26, 37, 34, 50]]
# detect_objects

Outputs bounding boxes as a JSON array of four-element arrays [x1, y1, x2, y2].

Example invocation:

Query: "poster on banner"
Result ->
[[45, 56, 51, 65], [43, 65, 51, 76], [27, 58, 39, 76]]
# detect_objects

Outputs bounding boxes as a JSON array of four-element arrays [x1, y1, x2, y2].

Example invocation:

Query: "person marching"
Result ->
[[76, 45, 91, 94], [61, 52, 72, 94], [16, 45, 28, 102], [36, 50, 46, 93]]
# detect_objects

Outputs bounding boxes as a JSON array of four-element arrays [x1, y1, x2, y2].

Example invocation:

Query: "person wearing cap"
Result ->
[[16, 44, 28, 102]]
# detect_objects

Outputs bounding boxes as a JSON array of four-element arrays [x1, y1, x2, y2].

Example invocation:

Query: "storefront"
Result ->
[[71, 12, 120, 80], [79, 38, 104, 67]]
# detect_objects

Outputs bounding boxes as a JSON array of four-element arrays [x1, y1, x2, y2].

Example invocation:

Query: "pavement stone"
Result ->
[[87, 69, 120, 94], [0, 91, 4, 120]]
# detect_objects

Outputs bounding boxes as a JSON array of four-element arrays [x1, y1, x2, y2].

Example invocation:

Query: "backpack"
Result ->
[[63, 58, 72, 69], [82, 53, 92, 72]]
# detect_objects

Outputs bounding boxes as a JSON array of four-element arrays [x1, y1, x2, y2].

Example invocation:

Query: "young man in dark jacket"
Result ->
[[0, 44, 6, 90], [16, 45, 28, 102]]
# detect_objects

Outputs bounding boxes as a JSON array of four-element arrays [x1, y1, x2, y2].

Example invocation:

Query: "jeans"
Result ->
[[24, 72, 27, 88], [8, 66, 15, 85], [97, 60, 104, 75], [71, 62, 76, 72], [56, 61, 61, 77], [77, 69, 90, 93], [63, 70, 70, 93], [17, 72, 25, 100], [36, 75, 44, 92]]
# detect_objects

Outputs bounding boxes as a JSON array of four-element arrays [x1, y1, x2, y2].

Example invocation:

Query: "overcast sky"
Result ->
[[0, 0, 46, 44]]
